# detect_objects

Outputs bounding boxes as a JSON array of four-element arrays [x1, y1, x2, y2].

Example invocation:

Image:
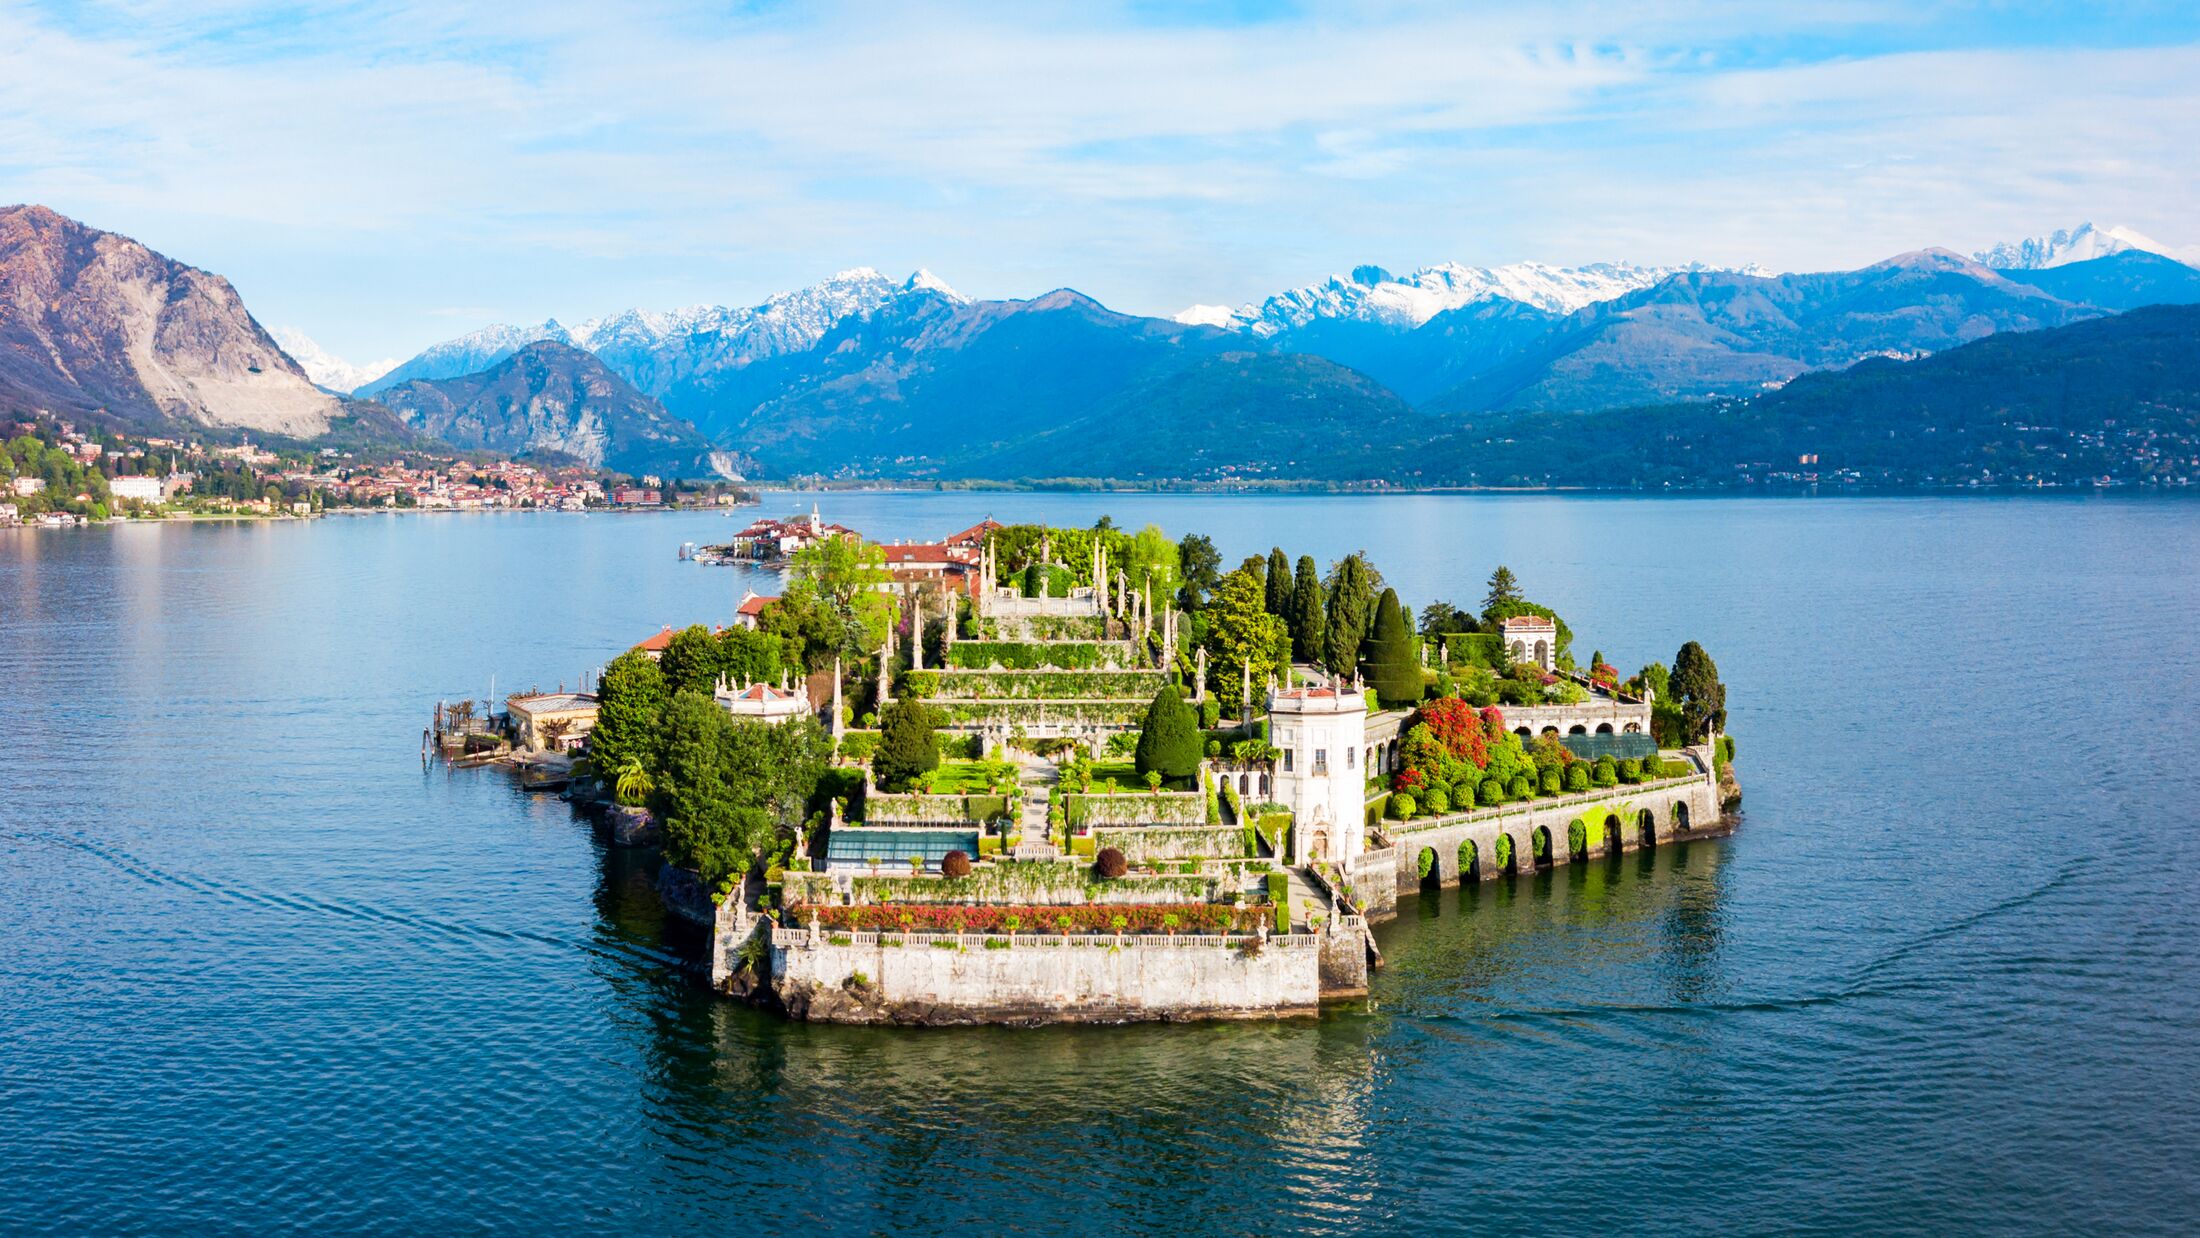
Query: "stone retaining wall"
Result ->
[[768, 926, 1325, 1024]]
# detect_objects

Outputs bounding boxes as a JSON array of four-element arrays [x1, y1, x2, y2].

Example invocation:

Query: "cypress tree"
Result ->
[[1671, 641, 1727, 742], [1265, 547, 1290, 616], [874, 698, 940, 791], [1288, 555, 1326, 664], [1133, 685, 1202, 783], [1323, 553, 1378, 678], [1360, 587, 1421, 705]]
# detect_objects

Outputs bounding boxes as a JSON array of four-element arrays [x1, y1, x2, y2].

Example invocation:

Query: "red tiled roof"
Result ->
[[735, 594, 778, 616], [1499, 614, 1556, 630], [880, 543, 976, 565], [633, 626, 677, 652], [944, 518, 1003, 546]]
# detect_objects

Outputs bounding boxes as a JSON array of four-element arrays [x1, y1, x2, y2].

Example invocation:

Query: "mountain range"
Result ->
[[371, 342, 735, 478], [4, 203, 2196, 485]]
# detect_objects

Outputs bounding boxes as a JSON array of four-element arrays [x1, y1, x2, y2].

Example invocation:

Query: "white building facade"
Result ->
[[1267, 685, 1370, 869]]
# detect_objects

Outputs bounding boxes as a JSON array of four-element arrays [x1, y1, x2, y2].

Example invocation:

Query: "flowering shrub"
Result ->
[[790, 903, 1268, 934], [1408, 697, 1491, 768]]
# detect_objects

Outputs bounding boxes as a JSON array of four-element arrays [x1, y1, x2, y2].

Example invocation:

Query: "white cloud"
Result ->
[[0, 1, 2192, 358]]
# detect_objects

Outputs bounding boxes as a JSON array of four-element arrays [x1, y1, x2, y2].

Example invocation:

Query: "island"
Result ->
[[491, 514, 1739, 1025]]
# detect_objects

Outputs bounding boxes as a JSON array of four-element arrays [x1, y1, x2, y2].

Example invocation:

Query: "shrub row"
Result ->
[[790, 902, 1268, 934], [945, 641, 1139, 670], [928, 669, 1168, 700], [1266, 872, 1290, 934]]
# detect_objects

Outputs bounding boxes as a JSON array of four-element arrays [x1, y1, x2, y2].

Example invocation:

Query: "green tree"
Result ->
[[659, 624, 722, 696], [1202, 567, 1291, 711], [779, 533, 897, 669], [718, 625, 785, 685], [1671, 641, 1727, 741], [1176, 533, 1221, 612], [874, 697, 941, 791], [1287, 555, 1326, 664], [1264, 548, 1290, 616], [590, 651, 668, 777], [1321, 552, 1381, 678], [1133, 685, 1202, 783], [1485, 565, 1522, 612], [1360, 588, 1421, 705]]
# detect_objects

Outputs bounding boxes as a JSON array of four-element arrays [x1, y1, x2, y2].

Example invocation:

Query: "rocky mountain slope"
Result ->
[[1425, 250, 2098, 413], [372, 341, 732, 478], [0, 205, 340, 436]]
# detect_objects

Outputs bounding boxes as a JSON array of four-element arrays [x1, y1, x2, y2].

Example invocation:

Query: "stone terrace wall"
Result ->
[[770, 927, 1323, 1024]]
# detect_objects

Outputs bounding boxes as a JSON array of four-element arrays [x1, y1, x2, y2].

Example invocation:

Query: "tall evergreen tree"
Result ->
[[1670, 641, 1727, 741], [1360, 588, 1422, 705], [1485, 565, 1522, 614], [1322, 553, 1380, 677], [874, 698, 941, 791], [1265, 547, 1290, 616], [1287, 555, 1326, 664], [1133, 685, 1202, 783], [1202, 567, 1291, 713]]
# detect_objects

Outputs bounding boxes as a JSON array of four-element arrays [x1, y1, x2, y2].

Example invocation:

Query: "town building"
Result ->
[[108, 476, 164, 504], [506, 692, 599, 752], [731, 592, 778, 630]]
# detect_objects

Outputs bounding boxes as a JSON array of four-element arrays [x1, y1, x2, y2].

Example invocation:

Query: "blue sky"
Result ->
[[4, 0, 2197, 362]]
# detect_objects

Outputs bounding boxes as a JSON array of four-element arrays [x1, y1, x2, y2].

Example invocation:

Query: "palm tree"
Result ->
[[614, 758, 653, 805]]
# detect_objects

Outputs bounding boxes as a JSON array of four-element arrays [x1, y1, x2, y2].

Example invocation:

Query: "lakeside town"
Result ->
[[0, 414, 751, 528], [433, 508, 1741, 1025]]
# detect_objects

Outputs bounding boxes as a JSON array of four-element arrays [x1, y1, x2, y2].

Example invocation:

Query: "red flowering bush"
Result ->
[[1393, 767, 1425, 792], [790, 903, 1266, 935], [1591, 662, 1618, 689], [1408, 697, 1491, 768]]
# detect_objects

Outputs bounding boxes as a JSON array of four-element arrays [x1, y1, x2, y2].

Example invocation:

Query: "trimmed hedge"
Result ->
[[864, 792, 1015, 824], [946, 641, 1140, 670], [1064, 791, 1207, 828], [929, 668, 1169, 700], [1267, 871, 1290, 933]]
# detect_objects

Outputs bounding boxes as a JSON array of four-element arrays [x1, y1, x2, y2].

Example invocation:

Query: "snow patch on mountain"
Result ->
[[365, 268, 964, 398], [270, 327, 398, 394], [1974, 222, 2200, 270], [1182, 259, 1770, 335]]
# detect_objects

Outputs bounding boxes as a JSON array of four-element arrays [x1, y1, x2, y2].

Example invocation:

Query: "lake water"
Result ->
[[4, 493, 2198, 1235]]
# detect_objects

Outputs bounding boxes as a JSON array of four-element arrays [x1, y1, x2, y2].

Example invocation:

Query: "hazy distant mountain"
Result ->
[[955, 351, 1421, 482], [726, 287, 1239, 475], [1973, 222, 2200, 271], [0, 204, 342, 436], [372, 341, 733, 478], [270, 327, 398, 394], [1426, 250, 2095, 413], [1997, 250, 2200, 311], [1407, 303, 2200, 489]]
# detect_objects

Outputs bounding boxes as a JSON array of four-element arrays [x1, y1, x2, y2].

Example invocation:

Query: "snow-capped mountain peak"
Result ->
[[1973, 222, 2200, 270], [1179, 258, 1770, 335], [362, 268, 955, 398], [270, 327, 398, 394]]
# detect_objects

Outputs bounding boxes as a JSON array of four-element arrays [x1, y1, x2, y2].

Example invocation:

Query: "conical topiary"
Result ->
[[1360, 587, 1421, 706]]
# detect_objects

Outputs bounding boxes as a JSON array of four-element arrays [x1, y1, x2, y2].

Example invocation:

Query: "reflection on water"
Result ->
[[6, 498, 2200, 1234]]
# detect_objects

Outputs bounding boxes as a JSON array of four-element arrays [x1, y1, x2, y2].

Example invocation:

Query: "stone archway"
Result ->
[[1595, 723, 1614, 735], [1623, 722, 1641, 733], [1672, 800, 1690, 834], [1534, 638, 1549, 665], [1603, 813, 1623, 855], [1493, 832, 1516, 876], [1637, 807, 1657, 848], [1568, 724, 1587, 735], [1311, 829, 1330, 862], [1259, 774, 1270, 797], [1417, 845, 1439, 885], [1458, 837, 1479, 882], [1531, 824, 1554, 868], [1515, 726, 1532, 741]]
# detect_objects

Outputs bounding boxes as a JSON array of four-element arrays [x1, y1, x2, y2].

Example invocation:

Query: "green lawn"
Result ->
[[927, 761, 1016, 792]]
